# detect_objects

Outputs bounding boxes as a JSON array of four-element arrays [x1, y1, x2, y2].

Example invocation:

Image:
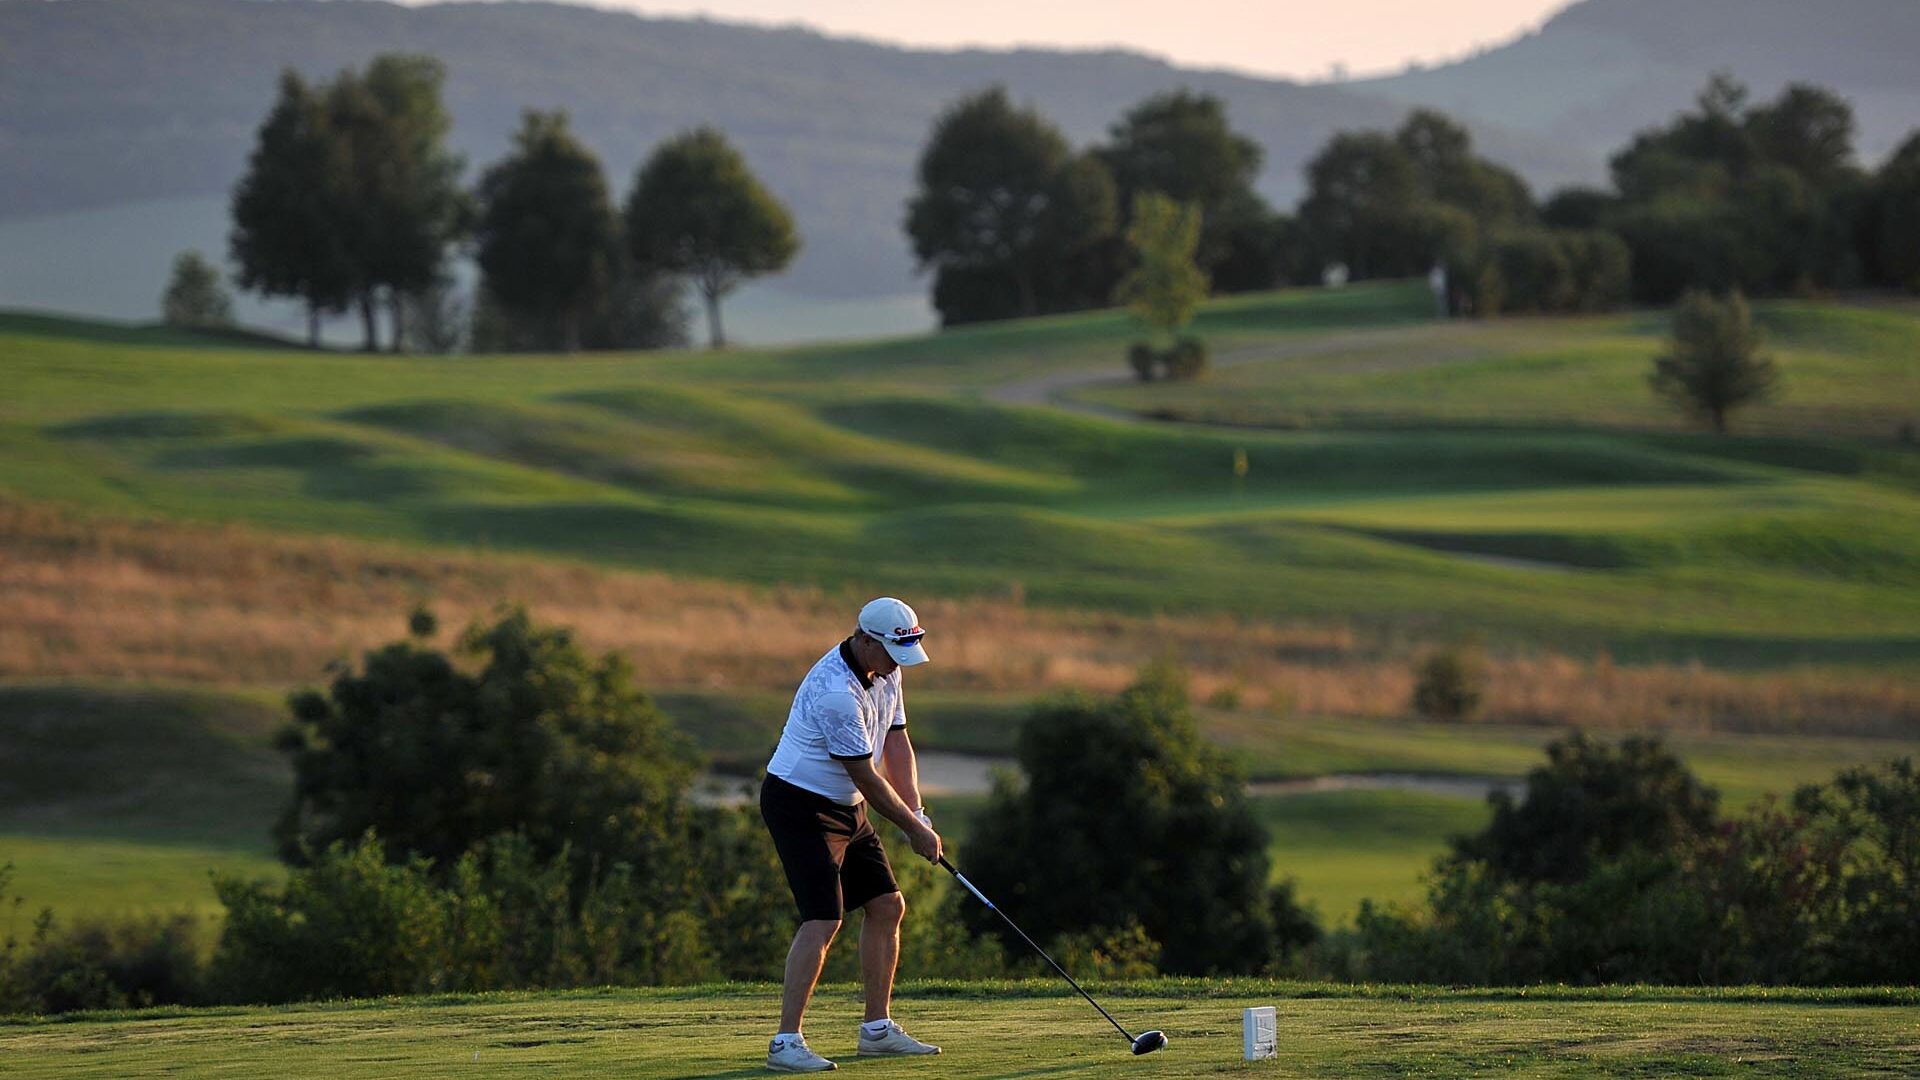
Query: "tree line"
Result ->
[[224, 55, 796, 352], [3, 608, 1914, 1012], [905, 76, 1920, 327]]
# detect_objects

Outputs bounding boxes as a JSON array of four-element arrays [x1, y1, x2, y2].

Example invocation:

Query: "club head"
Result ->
[[1130, 1030, 1168, 1055]]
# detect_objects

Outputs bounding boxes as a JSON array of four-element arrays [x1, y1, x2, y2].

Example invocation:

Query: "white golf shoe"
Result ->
[[857, 1021, 942, 1057], [766, 1034, 836, 1072]]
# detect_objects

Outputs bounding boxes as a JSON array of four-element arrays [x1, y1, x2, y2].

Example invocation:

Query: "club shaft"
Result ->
[[939, 857, 1135, 1043]]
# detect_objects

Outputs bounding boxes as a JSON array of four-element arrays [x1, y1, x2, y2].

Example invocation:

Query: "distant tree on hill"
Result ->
[[1098, 90, 1278, 291], [474, 111, 623, 352], [1650, 289, 1779, 433], [1606, 76, 1865, 300], [1869, 131, 1920, 290], [1297, 131, 1428, 280], [230, 58, 466, 352], [230, 70, 354, 347], [906, 87, 1118, 325], [159, 250, 234, 330], [625, 128, 798, 349], [349, 55, 469, 354], [1115, 193, 1210, 380]]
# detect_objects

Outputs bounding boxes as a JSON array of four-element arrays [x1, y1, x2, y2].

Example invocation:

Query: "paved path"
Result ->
[[695, 751, 1517, 806], [983, 322, 1475, 422]]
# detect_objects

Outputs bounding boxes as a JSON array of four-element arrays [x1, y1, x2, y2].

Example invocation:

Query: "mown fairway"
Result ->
[[4, 283, 1919, 962], [5, 284, 1920, 664], [2, 982, 1916, 1078]]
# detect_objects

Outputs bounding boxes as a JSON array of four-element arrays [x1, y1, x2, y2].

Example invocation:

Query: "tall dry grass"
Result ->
[[4, 498, 1917, 736]]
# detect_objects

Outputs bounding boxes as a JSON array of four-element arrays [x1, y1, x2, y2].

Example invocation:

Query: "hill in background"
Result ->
[[1358, 0, 1920, 163], [2, 0, 1916, 339]]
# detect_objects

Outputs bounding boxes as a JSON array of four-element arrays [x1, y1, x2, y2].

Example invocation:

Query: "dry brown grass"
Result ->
[[4, 497, 1918, 736]]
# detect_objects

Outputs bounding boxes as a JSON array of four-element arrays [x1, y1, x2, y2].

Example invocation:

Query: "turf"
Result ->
[[2, 982, 1916, 1077], [6, 683, 1914, 927], [6, 287, 1920, 666]]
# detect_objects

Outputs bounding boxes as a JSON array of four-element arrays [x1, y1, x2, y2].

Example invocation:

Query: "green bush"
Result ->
[[961, 661, 1299, 975], [0, 907, 206, 1015], [1127, 342, 1155, 381], [1350, 737, 1920, 986], [1165, 336, 1209, 380], [1410, 647, 1484, 722]]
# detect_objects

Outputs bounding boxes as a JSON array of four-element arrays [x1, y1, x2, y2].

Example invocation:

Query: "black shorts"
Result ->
[[760, 773, 900, 923]]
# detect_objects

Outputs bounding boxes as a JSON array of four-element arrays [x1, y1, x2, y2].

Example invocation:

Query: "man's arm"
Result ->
[[843, 756, 941, 863], [881, 726, 923, 817]]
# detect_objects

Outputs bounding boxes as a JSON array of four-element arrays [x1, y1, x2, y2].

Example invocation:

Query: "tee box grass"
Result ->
[[3, 983, 1916, 1078]]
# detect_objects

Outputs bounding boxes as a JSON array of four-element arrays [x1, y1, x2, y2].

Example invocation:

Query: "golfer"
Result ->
[[760, 597, 944, 1072]]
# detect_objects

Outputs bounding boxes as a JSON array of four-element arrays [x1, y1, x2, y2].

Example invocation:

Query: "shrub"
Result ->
[[277, 607, 700, 886], [961, 661, 1282, 974], [1411, 646, 1484, 722], [1165, 336, 1209, 380], [1127, 342, 1156, 381], [0, 910, 206, 1015]]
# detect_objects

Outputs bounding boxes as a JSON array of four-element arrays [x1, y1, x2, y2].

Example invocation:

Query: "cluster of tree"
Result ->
[[1294, 109, 1629, 316], [906, 88, 1290, 327], [907, 76, 1920, 332], [1347, 733, 1920, 985], [229, 55, 795, 353], [1546, 75, 1920, 303]]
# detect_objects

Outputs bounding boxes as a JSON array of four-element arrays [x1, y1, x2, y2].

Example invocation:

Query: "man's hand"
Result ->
[[909, 821, 943, 864], [913, 805, 932, 830]]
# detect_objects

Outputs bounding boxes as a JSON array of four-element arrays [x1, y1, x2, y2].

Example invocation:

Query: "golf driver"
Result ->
[[939, 856, 1168, 1056]]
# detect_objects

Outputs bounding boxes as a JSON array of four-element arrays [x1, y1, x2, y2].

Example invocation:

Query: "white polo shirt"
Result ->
[[766, 640, 907, 805]]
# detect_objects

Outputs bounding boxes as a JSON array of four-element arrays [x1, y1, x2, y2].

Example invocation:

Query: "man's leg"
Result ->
[[780, 918, 841, 1034], [859, 891, 905, 1022]]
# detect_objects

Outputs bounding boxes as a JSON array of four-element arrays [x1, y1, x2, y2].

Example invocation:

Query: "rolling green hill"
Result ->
[[5, 284, 1920, 666]]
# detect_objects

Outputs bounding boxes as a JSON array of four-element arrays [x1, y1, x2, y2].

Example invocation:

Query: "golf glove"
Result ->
[[913, 806, 932, 829]]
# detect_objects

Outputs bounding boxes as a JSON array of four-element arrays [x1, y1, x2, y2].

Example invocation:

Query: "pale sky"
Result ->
[[404, 0, 1576, 82]]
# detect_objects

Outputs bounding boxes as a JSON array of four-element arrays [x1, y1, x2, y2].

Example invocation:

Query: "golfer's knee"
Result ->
[[798, 918, 841, 947], [865, 891, 905, 927]]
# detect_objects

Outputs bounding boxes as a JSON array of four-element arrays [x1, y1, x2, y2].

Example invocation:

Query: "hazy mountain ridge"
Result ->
[[1359, 0, 1920, 164]]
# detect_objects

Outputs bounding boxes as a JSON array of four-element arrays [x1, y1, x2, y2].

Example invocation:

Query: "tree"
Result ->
[[474, 111, 623, 352], [1459, 733, 1720, 887], [906, 87, 1118, 325], [1115, 193, 1209, 379], [355, 55, 469, 354], [1296, 132, 1429, 279], [276, 607, 699, 880], [1605, 76, 1866, 300], [961, 663, 1289, 974], [625, 127, 798, 349], [1871, 131, 1920, 289], [159, 251, 234, 329], [1650, 289, 1779, 433], [229, 70, 354, 347], [1397, 109, 1532, 227], [1116, 193, 1207, 339], [1098, 90, 1271, 286]]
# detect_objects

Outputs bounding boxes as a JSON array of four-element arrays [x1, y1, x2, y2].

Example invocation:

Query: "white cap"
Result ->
[[858, 597, 930, 666]]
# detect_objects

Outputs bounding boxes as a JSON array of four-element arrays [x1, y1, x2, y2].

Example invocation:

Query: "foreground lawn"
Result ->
[[2, 982, 1915, 1078]]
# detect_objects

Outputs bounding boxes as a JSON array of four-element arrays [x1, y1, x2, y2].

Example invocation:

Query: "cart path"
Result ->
[[984, 321, 1476, 421], [696, 751, 1518, 806]]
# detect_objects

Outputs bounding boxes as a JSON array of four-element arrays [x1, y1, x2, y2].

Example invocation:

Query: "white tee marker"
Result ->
[[1243, 1005, 1277, 1061]]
